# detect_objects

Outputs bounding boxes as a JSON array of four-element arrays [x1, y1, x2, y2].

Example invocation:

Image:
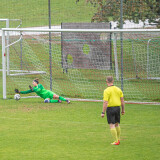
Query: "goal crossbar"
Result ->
[[2, 28, 160, 33]]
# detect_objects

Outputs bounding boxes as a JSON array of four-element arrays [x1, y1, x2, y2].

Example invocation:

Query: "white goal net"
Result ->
[[1, 28, 160, 101]]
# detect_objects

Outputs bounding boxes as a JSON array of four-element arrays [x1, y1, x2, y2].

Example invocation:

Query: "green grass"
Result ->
[[0, 99, 159, 160], [0, 0, 96, 27]]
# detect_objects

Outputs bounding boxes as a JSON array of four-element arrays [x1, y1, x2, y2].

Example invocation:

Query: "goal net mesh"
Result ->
[[2, 29, 160, 101]]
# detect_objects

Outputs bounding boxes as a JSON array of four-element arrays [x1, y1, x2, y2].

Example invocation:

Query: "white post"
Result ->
[[2, 30, 7, 99], [6, 19, 10, 75], [147, 39, 152, 79], [113, 33, 119, 81]]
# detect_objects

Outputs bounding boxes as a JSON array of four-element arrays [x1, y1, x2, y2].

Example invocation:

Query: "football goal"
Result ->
[[1, 27, 160, 101]]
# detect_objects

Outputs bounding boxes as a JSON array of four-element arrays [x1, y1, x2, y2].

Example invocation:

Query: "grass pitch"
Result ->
[[0, 99, 159, 160]]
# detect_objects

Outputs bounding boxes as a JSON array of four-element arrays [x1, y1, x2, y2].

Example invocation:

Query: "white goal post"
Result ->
[[147, 38, 160, 80], [1, 28, 160, 101]]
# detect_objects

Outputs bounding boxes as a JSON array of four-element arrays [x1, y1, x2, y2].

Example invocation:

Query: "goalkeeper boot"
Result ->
[[44, 98, 50, 103], [66, 100, 70, 104]]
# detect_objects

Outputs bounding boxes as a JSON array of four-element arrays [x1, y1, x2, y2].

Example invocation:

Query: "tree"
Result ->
[[76, 0, 160, 27]]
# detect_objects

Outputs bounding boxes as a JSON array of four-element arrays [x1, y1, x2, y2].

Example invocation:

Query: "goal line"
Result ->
[[21, 96, 160, 105]]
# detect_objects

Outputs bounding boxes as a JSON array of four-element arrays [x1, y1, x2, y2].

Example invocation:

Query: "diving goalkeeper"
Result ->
[[15, 78, 70, 103]]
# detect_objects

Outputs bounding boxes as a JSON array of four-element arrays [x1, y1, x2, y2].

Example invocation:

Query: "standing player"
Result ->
[[15, 78, 70, 104], [101, 76, 125, 145]]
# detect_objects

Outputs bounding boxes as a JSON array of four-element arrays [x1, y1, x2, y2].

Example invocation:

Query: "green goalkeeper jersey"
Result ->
[[20, 84, 55, 99]]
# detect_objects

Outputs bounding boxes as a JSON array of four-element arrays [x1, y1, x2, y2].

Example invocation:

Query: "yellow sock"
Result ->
[[110, 128, 118, 142], [116, 126, 121, 140]]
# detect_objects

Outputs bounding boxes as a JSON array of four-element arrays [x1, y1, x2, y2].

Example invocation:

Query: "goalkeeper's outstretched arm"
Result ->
[[15, 88, 33, 94]]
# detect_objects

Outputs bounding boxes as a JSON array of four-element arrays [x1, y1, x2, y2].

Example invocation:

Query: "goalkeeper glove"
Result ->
[[29, 85, 33, 91], [15, 89, 20, 93]]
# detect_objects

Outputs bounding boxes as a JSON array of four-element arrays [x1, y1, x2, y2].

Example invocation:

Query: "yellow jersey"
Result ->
[[103, 85, 123, 107]]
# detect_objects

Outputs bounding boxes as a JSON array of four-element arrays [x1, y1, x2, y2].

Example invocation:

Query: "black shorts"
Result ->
[[106, 107, 120, 124]]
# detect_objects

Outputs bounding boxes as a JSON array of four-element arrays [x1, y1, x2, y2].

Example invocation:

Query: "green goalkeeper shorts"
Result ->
[[44, 90, 56, 99]]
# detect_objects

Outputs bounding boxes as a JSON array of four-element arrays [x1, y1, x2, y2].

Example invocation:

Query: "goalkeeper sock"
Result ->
[[59, 96, 66, 101], [116, 126, 121, 140], [50, 99, 59, 103], [110, 128, 118, 142]]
